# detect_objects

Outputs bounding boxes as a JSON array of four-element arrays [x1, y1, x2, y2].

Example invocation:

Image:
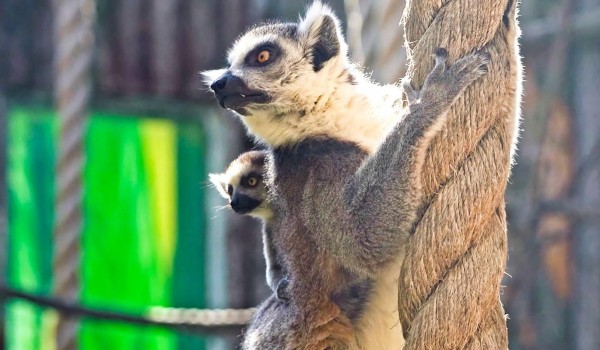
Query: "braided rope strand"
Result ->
[[52, 0, 95, 349], [398, 0, 521, 348]]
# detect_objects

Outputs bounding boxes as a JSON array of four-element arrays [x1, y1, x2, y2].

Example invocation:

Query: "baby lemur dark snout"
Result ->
[[230, 192, 262, 215]]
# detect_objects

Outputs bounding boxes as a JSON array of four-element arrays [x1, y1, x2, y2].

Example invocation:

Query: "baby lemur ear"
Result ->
[[209, 173, 230, 199], [298, 1, 347, 72]]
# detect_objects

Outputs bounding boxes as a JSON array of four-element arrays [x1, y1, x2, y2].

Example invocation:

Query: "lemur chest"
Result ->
[[269, 138, 368, 287]]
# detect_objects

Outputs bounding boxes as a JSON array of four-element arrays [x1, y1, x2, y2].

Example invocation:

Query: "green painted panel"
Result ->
[[172, 123, 208, 350], [80, 113, 175, 350], [6, 107, 57, 350], [6, 107, 210, 349]]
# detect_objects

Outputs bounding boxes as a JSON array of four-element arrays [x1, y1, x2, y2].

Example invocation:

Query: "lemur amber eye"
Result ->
[[247, 177, 258, 187], [257, 50, 270, 64]]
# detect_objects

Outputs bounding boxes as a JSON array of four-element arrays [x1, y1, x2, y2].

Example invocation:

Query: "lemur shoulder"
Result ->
[[204, 2, 489, 349]]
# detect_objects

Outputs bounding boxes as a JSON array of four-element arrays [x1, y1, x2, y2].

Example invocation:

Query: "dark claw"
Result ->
[[435, 47, 448, 59]]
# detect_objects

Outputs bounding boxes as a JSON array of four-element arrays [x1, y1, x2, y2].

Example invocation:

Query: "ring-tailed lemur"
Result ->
[[209, 150, 288, 300], [203, 2, 489, 348]]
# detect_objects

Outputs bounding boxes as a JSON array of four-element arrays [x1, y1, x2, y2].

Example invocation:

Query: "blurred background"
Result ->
[[0, 0, 599, 349]]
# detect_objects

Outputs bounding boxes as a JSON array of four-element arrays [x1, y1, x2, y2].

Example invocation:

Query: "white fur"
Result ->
[[355, 256, 405, 349], [200, 68, 226, 87], [208, 173, 229, 199], [221, 2, 404, 152], [243, 56, 403, 153]]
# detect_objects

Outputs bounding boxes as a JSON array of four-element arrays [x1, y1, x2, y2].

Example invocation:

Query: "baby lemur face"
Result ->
[[209, 150, 271, 220], [202, 2, 348, 119]]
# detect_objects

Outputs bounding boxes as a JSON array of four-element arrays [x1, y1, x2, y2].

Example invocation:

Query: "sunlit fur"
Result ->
[[202, 2, 404, 154], [205, 1, 492, 348], [203, 2, 409, 348]]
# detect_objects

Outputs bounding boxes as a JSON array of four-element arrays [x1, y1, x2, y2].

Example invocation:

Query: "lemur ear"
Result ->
[[299, 1, 347, 71], [200, 69, 227, 88], [209, 173, 230, 199]]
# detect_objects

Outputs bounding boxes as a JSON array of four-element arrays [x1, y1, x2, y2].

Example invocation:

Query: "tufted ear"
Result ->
[[209, 173, 230, 199], [298, 1, 347, 71], [200, 68, 227, 88]]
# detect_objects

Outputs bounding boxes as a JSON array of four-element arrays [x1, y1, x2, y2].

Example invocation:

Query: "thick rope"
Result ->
[[397, 0, 521, 349], [52, 0, 95, 349]]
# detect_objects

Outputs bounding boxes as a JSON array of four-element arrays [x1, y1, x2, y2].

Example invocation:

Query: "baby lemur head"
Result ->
[[209, 150, 271, 220], [202, 2, 361, 147]]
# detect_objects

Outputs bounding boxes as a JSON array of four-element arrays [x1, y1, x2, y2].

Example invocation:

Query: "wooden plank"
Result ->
[[572, 10, 600, 348], [0, 93, 6, 350], [151, 0, 179, 95]]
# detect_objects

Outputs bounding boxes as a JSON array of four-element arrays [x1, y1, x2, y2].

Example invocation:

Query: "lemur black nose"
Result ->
[[210, 74, 229, 93]]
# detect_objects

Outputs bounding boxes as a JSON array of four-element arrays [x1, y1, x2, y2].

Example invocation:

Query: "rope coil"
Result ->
[[148, 307, 255, 326], [398, 0, 521, 348]]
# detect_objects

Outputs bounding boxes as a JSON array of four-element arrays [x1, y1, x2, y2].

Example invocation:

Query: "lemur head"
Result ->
[[202, 2, 357, 147], [209, 150, 271, 220]]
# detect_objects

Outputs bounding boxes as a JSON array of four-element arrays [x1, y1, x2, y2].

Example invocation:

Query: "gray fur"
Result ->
[[243, 50, 487, 349], [204, 2, 489, 348]]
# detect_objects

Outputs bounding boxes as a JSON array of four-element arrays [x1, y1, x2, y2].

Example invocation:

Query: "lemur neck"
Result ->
[[243, 71, 401, 154]]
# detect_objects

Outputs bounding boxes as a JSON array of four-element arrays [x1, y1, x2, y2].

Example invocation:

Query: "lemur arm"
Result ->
[[328, 49, 489, 274]]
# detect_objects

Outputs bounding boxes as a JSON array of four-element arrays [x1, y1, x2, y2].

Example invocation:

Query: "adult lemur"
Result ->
[[203, 2, 488, 348], [209, 150, 288, 300]]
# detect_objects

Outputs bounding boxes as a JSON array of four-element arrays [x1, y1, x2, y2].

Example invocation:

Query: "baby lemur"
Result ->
[[204, 2, 489, 348], [209, 150, 288, 299]]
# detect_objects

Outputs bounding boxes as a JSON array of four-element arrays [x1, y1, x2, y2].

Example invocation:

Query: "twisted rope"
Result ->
[[0, 284, 254, 331], [148, 306, 254, 327], [397, 0, 521, 348], [52, 0, 95, 349]]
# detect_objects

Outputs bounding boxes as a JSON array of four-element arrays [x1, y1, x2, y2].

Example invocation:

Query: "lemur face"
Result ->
[[209, 150, 271, 220], [202, 2, 348, 117]]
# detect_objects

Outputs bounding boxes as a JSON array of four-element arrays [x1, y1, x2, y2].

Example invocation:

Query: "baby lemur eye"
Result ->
[[257, 50, 270, 64], [227, 184, 233, 196], [247, 177, 258, 187]]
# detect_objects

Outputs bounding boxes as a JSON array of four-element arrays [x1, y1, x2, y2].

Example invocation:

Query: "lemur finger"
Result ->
[[402, 80, 420, 104], [445, 53, 489, 92], [450, 50, 490, 79]]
